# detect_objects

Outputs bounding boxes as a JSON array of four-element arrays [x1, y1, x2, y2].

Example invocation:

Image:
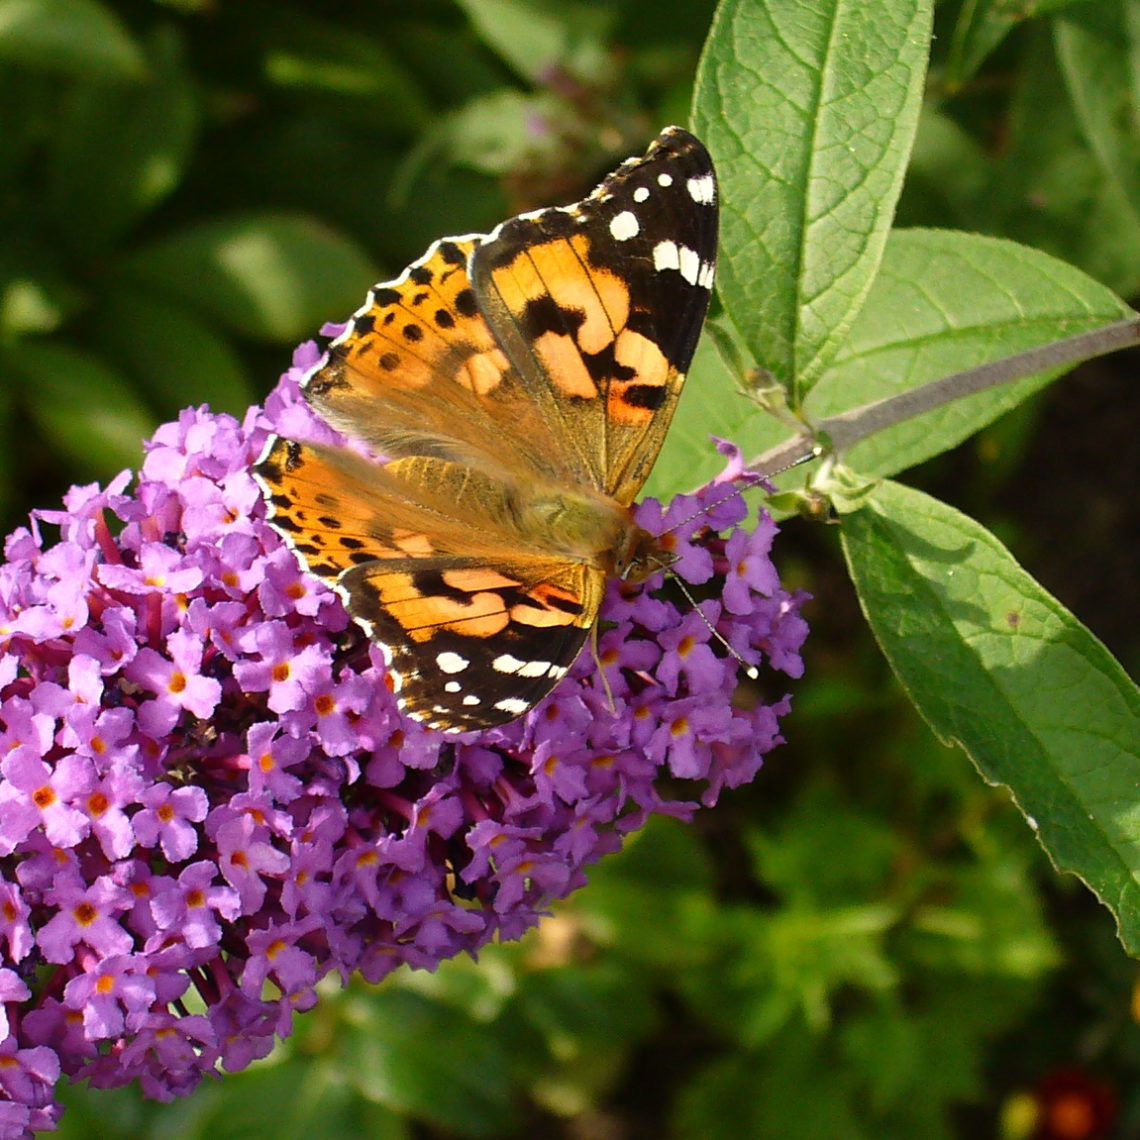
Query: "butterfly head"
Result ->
[[610, 518, 675, 584]]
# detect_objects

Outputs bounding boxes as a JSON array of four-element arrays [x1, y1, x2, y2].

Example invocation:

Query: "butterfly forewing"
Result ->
[[470, 127, 717, 504], [255, 127, 718, 732]]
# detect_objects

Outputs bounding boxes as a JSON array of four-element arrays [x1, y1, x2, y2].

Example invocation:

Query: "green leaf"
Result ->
[[341, 988, 516, 1137], [809, 229, 1133, 479], [455, 0, 614, 86], [189, 1056, 411, 1140], [0, 0, 145, 79], [906, 857, 1062, 979], [943, 0, 1021, 90], [118, 214, 377, 343], [90, 287, 254, 418], [944, 0, 1085, 89], [12, 341, 155, 475], [993, 25, 1140, 299], [569, 818, 718, 969], [721, 905, 899, 1043], [837, 479, 1140, 954], [747, 779, 902, 908], [692, 0, 933, 404], [673, 1027, 863, 1140], [258, 4, 431, 134], [46, 26, 197, 254], [1055, 0, 1140, 223]]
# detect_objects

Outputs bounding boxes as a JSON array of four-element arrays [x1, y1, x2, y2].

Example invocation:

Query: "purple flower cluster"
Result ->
[[0, 344, 808, 1136]]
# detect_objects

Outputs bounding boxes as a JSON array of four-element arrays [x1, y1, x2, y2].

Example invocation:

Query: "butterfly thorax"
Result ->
[[518, 485, 666, 584]]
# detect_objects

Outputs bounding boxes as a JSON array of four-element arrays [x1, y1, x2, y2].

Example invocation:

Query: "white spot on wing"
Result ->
[[633, 186, 650, 203], [687, 172, 716, 205], [653, 240, 680, 273], [657, 173, 673, 187], [678, 246, 701, 285], [609, 211, 639, 241], [518, 660, 553, 678], [655, 240, 711, 288], [444, 681, 462, 693], [494, 697, 531, 716], [493, 653, 525, 674], [463, 694, 481, 706], [436, 651, 469, 674]]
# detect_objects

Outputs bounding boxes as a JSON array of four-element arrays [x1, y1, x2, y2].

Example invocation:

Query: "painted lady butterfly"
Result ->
[[255, 127, 718, 732]]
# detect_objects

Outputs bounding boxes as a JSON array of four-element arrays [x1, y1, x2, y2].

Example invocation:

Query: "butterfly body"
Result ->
[[256, 127, 718, 732]]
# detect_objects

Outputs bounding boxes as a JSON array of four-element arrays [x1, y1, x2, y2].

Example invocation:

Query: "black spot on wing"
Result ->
[[454, 288, 479, 319]]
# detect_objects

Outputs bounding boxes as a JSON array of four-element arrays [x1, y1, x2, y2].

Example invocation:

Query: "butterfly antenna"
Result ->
[[652, 448, 821, 679], [662, 446, 821, 538], [590, 620, 618, 712], [669, 575, 759, 680]]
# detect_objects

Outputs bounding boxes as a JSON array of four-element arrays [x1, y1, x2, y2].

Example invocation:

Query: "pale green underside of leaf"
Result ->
[[654, 227, 1131, 502]]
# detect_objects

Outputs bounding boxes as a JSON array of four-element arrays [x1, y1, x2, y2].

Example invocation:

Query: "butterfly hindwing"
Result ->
[[255, 127, 718, 732], [341, 556, 598, 730]]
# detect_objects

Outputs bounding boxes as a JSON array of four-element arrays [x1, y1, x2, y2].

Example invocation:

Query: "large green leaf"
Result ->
[[0, 0, 145, 78], [118, 214, 377, 344], [839, 479, 1140, 954], [13, 341, 155, 475], [692, 0, 932, 403], [47, 26, 197, 254]]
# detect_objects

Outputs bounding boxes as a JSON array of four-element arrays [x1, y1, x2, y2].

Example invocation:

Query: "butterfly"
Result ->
[[254, 126, 718, 732]]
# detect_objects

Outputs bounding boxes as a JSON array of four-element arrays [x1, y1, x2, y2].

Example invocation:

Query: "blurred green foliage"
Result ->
[[4, 0, 1140, 1137]]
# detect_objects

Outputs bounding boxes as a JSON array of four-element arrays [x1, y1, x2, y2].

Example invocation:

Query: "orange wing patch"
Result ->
[[329, 237, 505, 396]]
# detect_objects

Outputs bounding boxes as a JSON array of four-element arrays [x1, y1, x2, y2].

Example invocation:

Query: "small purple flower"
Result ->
[[0, 752, 92, 854], [721, 523, 781, 613], [62, 956, 155, 1040], [132, 784, 208, 862], [0, 342, 808, 1135], [37, 875, 134, 964], [126, 629, 222, 735], [655, 603, 729, 695], [150, 861, 240, 950]]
